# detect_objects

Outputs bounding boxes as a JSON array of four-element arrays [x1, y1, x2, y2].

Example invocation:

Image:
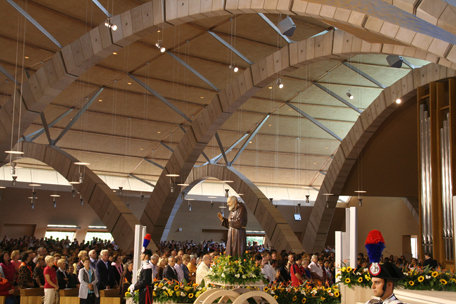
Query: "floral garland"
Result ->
[[338, 262, 456, 292], [153, 279, 207, 303], [206, 253, 267, 285], [264, 282, 340, 304]]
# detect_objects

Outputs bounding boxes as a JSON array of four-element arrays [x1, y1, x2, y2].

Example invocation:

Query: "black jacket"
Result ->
[[96, 260, 116, 290], [163, 265, 178, 281], [134, 266, 152, 304]]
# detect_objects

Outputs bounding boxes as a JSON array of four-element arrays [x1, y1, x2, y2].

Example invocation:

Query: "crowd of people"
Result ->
[[354, 251, 439, 274], [0, 235, 340, 304]]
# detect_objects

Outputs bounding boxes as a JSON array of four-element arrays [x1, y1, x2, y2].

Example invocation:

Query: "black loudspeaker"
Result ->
[[277, 17, 296, 37], [386, 55, 403, 68]]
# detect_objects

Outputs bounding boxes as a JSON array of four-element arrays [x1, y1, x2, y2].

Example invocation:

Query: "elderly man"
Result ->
[[308, 254, 325, 285], [149, 254, 159, 282], [163, 257, 178, 281], [96, 250, 116, 290], [89, 250, 98, 269], [196, 255, 211, 284], [217, 196, 247, 257]]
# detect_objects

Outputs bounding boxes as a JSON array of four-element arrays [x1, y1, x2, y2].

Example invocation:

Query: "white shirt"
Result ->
[[309, 261, 324, 278], [261, 264, 275, 282], [196, 262, 210, 284]]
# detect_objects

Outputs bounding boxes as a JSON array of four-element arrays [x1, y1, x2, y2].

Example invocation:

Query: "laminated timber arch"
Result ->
[[1, 0, 456, 249], [301, 63, 456, 252], [161, 164, 304, 252], [17, 141, 157, 252]]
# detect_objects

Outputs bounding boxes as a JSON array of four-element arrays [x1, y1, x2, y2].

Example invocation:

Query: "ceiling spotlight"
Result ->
[[141, 193, 145, 202], [118, 187, 123, 196], [277, 78, 284, 89], [358, 198, 363, 207], [72, 188, 76, 198], [104, 17, 117, 31], [305, 195, 310, 204], [395, 98, 402, 104], [225, 189, 229, 198], [12, 176, 17, 186], [229, 64, 239, 72], [80, 194, 83, 206], [155, 42, 166, 53], [31, 202, 34, 209], [346, 91, 354, 100]]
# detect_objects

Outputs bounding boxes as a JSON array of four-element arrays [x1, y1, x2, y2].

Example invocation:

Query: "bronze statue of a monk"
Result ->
[[217, 196, 247, 257]]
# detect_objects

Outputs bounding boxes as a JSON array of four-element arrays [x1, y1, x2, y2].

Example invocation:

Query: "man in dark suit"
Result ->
[[96, 249, 117, 290], [163, 257, 178, 281], [423, 252, 438, 269]]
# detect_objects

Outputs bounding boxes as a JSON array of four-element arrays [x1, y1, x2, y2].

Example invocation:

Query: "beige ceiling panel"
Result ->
[[63, 150, 143, 175], [286, 101, 359, 123], [0, 37, 54, 70], [139, 23, 207, 49], [317, 64, 377, 87], [78, 65, 126, 86], [287, 60, 342, 81], [50, 82, 100, 107], [238, 97, 284, 114], [319, 83, 382, 110], [207, 130, 339, 155], [234, 165, 319, 187], [0, 1, 88, 50], [95, 42, 158, 72], [190, 15, 232, 29], [172, 31, 276, 66], [347, 63, 411, 87], [35, 0, 140, 24], [131, 159, 166, 178], [253, 77, 310, 101], [220, 111, 268, 132]]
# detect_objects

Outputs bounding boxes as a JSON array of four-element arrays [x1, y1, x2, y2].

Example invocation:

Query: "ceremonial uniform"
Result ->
[[133, 261, 153, 304], [365, 230, 404, 304], [366, 293, 403, 304]]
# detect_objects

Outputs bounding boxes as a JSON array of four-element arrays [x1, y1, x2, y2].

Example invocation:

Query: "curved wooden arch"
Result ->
[[0, 0, 455, 249], [18, 141, 158, 251], [301, 63, 456, 252], [167, 164, 304, 252], [141, 29, 456, 247]]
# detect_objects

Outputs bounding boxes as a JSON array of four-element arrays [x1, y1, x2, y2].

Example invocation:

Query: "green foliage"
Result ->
[[264, 282, 341, 304], [153, 279, 207, 303], [207, 253, 268, 285], [338, 262, 456, 292]]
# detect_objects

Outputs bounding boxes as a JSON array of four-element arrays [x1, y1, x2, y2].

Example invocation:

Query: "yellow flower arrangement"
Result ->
[[418, 276, 424, 282], [168, 290, 173, 296], [321, 297, 325, 301], [175, 291, 180, 297], [365, 274, 371, 281], [346, 267, 353, 272], [333, 285, 338, 289], [327, 287, 331, 292], [188, 293, 194, 299], [158, 283, 163, 288], [124, 292, 129, 297], [292, 296, 297, 301], [409, 281, 414, 286], [301, 298, 306, 303], [432, 271, 438, 278], [173, 285, 179, 291], [263, 287, 269, 292], [340, 267, 346, 272], [334, 291, 340, 297], [358, 277, 363, 283], [345, 278, 351, 284], [153, 292, 156, 297], [440, 279, 447, 285], [274, 295, 278, 299]]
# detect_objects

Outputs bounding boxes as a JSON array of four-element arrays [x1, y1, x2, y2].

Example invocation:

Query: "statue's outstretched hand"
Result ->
[[217, 212, 224, 221]]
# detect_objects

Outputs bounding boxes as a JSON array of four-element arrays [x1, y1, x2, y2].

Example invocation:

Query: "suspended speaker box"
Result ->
[[278, 17, 296, 37], [386, 55, 403, 68]]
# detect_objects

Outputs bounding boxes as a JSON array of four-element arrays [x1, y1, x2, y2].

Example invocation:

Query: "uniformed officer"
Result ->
[[364, 230, 404, 304]]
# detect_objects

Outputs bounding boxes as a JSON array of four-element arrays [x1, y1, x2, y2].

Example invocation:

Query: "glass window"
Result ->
[[246, 236, 265, 245], [85, 232, 113, 242], [45, 231, 75, 241]]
